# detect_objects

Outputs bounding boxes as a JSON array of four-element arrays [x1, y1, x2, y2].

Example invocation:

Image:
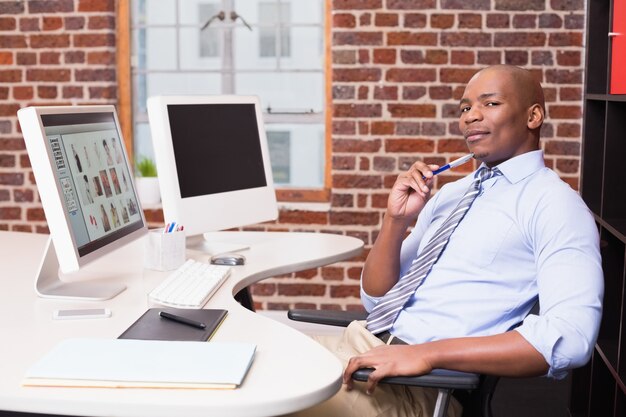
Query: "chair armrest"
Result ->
[[287, 309, 367, 327], [352, 368, 481, 390]]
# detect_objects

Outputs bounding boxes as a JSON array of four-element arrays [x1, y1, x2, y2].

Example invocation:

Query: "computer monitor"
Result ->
[[147, 95, 278, 254], [17, 105, 147, 300]]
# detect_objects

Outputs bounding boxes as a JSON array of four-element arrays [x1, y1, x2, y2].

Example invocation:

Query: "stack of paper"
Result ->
[[23, 338, 256, 389]]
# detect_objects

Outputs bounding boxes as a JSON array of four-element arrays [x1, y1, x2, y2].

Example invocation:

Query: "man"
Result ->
[[293, 65, 603, 417]]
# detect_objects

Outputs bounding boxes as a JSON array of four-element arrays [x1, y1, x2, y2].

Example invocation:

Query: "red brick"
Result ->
[[37, 86, 57, 99], [334, 68, 380, 82], [62, 86, 83, 98], [277, 283, 326, 296], [402, 86, 427, 100], [505, 50, 528, 66], [459, 13, 482, 28], [375, 13, 398, 27], [359, 156, 370, 169], [74, 33, 115, 47], [0, 154, 14, 167], [373, 156, 396, 172], [532, 51, 553, 65], [441, 32, 491, 47], [374, 86, 398, 100], [513, 14, 537, 28], [333, 31, 382, 46], [30, 34, 70, 48], [0, 103, 18, 116], [16, 52, 35, 65], [386, 68, 436, 82], [0, 189, 8, 201], [89, 86, 116, 99], [556, 50, 581, 66], [565, 14, 584, 29], [358, 85, 368, 99], [329, 211, 380, 225], [333, 174, 382, 189], [331, 193, 354, 207], [40, 52, 60, 65], [332, 156, 356, 171], [43, 16, 63, 30], [387, 0, 436, 8], [404, 13, 427, 28], [0, 70, 20, 82], [65, 51, 85, 64], [385, 138, 435, 152], [19, 17, 39, 31], [557, 123, 580, 137], [333, 0, 382, 9], [440, 68, 476, 83], [437, 139, 468, 153], [425, 50, 448, 64], [359, 13, 371, 26], [486, 13, 510, 28], [0, 35, 26, 48], [559, 87, 582, 101], [321, 266, 345, 280], [0, 172, 23, 185], [26, 69, 70, 82], [13, 86, 32, 100], [442, 0, 490, 9], [0, 2, 24, 13], [64, 16, 85, 30], [333, 103, 381, 118], [251, 283, 276, 296], [431, 14, 454, 29], [400, 50, 424, 64], [29, 0, 74, 13], [544, 140, 580, 155], [495, 0, 545, 10], [548, 32, 583, 47], [371, 121, 395, 134], [75, 68, 115, 82], [278, 210, 328, 224], [330, 285, 360, 298], [551, 0, 583, 10], [333, 50, 356, 65], [477, 50, 501, 65], [555, 158, 579, 173], [451, 50, 475, 65], [332, 139, 382, 153], [0, 17, 16, 30], [0, 206, 20, 220], [494, 32, 546, 47], [545, 69, 583, 84], [13, 188, 33, 202], [539, 13, 563, 28], [333, 13, 356, 28], [78, 0, 115, 12], [88, 15, 115, 30], [373, 48, 396, 64], [387, 31, 437, 46], [388, 104, 436, 118]]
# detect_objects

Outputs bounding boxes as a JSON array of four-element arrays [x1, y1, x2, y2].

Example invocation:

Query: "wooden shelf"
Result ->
[[577, 0, 626, 415]]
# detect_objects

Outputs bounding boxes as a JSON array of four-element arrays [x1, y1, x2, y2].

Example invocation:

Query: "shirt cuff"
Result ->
[[515, 315, 570, 379]]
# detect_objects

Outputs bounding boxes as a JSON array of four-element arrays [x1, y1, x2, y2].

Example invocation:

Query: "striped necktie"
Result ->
[[366, 167, 502, 335]]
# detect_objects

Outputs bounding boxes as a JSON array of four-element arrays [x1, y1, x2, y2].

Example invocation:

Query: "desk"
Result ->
[[0, 231, 363, 417]]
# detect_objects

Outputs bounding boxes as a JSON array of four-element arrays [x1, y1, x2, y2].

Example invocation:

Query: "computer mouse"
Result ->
[[210, 254, 246, 266]]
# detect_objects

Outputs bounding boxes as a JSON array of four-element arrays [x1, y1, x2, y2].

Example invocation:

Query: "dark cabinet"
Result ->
[[573, 0, 626, 415]]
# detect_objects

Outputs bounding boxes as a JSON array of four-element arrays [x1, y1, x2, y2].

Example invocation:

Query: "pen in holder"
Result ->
[[144, 228, 186, 271]]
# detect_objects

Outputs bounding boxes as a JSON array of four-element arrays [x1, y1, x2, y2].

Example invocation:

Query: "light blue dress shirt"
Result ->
[[361, 150, 604, 379]]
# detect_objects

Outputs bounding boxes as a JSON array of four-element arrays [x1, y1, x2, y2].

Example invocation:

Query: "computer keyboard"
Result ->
[[148, 259, 232, 308]]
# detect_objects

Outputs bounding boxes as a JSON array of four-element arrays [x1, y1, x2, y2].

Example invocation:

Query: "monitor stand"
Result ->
[[186, 234, 250, 256], [35, 237, 126, 301]]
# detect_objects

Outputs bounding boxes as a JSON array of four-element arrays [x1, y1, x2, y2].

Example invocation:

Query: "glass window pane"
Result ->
[[280, 27, 323, 70], [134, 28, 177, 70], [133, 122, 154, 164], [179, 28, 222, 70], [236, 72, 323, 112], [198, 3, 221, 58], [144, 72, 222, 98], [266, 123, 324, 187], [258, 2, 290, 58], [133, 0, 177, 26]]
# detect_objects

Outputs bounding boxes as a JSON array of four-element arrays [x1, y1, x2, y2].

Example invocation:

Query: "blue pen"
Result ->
[[167, 222, 176, 233], [423, 153, 474, 179]]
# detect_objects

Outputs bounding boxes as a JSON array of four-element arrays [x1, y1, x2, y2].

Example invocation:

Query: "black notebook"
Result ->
[[119, 308, 228, 341]]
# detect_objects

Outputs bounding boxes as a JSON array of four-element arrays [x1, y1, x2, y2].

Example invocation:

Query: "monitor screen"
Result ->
[[166, 103, 267, 198], [148, 95, 277, 242], [40, 112, 144, 257], [18, 105, 147, 300]]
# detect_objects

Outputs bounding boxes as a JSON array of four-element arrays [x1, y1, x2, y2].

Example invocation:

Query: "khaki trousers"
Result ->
[[283, 321, 461, 417]]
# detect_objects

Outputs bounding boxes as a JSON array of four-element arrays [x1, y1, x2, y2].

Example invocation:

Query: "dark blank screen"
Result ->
[[167, 103, 267, 199]]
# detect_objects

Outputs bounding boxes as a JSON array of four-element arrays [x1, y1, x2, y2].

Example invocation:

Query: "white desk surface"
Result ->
[[0, 230, 363, 417]]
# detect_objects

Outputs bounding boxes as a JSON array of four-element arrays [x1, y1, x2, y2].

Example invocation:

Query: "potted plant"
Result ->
[[135, 156, 160, 205]]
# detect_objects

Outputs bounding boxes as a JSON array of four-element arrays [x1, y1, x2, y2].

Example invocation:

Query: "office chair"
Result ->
[[288, 309, 500, 417]]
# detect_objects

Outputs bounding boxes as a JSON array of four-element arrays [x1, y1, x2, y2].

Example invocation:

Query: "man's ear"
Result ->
[[527, 104, 544, 130]]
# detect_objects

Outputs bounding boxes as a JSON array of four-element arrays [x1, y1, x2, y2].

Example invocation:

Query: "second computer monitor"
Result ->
[[147, 95, 278, 246]]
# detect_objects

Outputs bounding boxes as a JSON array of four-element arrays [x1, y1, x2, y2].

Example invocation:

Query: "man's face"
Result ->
[[458, 69, 537, 167]]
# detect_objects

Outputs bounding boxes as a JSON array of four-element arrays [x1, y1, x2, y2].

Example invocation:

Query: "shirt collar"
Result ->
[[477, 150, 545, 184]]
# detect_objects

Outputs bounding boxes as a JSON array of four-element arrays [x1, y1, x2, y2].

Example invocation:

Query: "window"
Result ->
[[125, 0, 328, 196]]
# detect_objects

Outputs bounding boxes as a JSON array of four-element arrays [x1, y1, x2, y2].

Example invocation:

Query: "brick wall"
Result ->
[[0, 0, 585, 312]]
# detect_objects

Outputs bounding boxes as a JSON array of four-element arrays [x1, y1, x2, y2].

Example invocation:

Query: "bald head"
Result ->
[[472, 65, 545, 112]]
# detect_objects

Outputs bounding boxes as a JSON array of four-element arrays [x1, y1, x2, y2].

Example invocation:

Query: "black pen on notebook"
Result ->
[[423, 153, 474, 179], [159, 311, 206, 329]]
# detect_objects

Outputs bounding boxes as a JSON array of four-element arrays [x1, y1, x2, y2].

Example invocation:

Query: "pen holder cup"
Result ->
[[144, 229, 186, 271]]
